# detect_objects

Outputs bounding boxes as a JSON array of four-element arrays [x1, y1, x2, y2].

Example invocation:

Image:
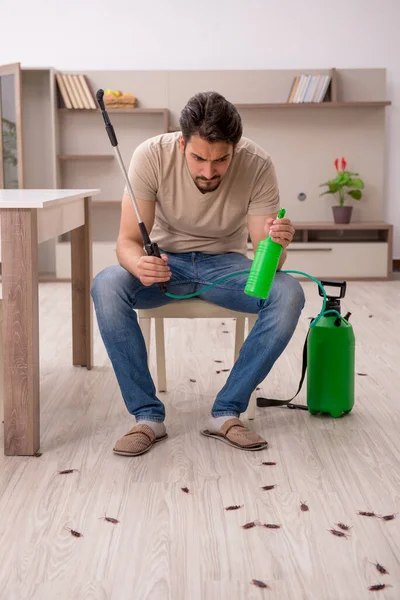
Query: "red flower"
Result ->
[[341, 157, 347, 171], [334, 158, 339, 171]]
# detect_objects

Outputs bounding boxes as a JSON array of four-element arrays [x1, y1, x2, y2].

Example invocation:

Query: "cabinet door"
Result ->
[[0, 62, 24, 188]]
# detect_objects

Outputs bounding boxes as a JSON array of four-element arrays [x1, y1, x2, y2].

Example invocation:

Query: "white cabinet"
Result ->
[[284, 242, 388, 278]]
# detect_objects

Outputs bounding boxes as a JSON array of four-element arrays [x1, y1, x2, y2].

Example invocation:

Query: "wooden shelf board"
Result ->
[[58, 154, 114, 161], [235, 101, 391, 109], [292, 221, 392, 230], [92, 200, 121, 207], [58, 108, 167, 114]]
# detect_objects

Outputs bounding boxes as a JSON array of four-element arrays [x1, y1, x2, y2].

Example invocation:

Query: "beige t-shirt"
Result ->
[[126, 132, 280, 256]]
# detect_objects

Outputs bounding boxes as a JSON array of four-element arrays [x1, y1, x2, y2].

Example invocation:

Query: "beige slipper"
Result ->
[[200, 417, 268, 451], [113, 423, 167, 456]]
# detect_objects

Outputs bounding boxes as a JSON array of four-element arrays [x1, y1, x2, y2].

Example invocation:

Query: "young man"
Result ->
[[91, 91, 305, 457]]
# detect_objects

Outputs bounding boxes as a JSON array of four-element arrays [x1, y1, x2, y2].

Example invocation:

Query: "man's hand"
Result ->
[[136, 254, 171, 286], [265, 217, 295, 249]]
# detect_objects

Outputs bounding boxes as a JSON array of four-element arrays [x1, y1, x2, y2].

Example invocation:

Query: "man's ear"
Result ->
[[179, 135, 186, 154]]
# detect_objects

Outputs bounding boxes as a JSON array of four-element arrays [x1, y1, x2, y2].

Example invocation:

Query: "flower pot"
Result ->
[[332, 206, 353, 224]]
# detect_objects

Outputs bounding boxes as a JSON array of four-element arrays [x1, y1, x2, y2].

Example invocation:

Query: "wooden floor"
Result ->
[[0, 280, 400, 600]]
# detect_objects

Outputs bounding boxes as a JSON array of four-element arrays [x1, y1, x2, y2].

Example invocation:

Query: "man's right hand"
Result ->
[[135, 254, 171, 286]]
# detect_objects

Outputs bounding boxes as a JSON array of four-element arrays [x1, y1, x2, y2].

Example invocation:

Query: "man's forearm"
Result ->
[[116, 239, 145, 277]]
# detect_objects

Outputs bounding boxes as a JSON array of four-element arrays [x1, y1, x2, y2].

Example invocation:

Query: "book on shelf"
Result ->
[[287, 74, 332, 103], [56, 73, 97, 109]]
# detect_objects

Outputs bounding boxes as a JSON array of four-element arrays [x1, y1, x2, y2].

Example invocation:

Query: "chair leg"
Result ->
[[245, 391, 257, 420], [139, 316, 151, 360], [154, 318, 167, 392], [243, 315, 258, 421], [234, 317, 245, 361]]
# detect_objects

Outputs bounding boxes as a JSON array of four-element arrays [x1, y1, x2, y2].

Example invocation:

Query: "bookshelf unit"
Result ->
[[2, 64, 392, 280]]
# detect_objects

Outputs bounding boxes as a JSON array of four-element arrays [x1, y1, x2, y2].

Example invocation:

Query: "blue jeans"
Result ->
[[91, 251, 305, 423]]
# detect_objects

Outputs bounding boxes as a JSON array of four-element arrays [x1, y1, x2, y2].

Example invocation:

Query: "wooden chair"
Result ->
[[137, 298, 257, 420]]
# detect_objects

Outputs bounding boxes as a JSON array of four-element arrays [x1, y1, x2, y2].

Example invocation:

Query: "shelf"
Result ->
[[92, 200, 121, 207], [168, 102, 391, 131], [292, 221, 392, 230], [58, 154, 114, 161], [58, 107, 168, 114], [235, 101, 391, 109]]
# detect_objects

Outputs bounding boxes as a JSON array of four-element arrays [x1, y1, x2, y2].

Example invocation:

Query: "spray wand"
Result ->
[[96, 89, 167, 293]]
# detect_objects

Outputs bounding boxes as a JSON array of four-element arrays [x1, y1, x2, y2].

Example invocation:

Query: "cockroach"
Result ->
[[358, 511, 377, 517], [262, 523, 281, 529], [58, 469, 79, 475], [368, 583, 392, 591], [221, 322, 225, 326], [222, 331, 229, 334], [261, 461, 276, 466], [370, 561, 389, 575], [216, 371, 221, 374], [369, 315, 374, 318], [189, 379, 196, 383], [300, 501, 309, 512], [65, 527, 83, 538], [357, 373, 368, 376], [221, 368, 230, 372], [34, 452, 42, 457], [98, 513, 120, 524], [327, 528, 349, 538], [261, 485, 276, 491], [214, 360, 223, 363], [242, 521, 260, 529], [379, 513, 397, 521], [256, 387, 261, 391], [250, 579, 269, 589], [335, 522, 352, 531], [225, 505, 243, 511], [181, 487, 191, 494]]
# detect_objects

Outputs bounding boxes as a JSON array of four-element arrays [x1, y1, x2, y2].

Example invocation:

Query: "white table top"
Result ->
[[0, 189, 100, 208]]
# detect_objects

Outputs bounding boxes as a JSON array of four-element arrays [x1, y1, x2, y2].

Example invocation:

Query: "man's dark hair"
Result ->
[[179, 91, 242, 145]]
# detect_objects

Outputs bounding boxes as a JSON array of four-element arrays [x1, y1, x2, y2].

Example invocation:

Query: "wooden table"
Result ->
[[0, 189, 100, 455]]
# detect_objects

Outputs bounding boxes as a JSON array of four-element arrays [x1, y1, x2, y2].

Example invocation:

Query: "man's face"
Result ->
[[180, 135, 234, 193]]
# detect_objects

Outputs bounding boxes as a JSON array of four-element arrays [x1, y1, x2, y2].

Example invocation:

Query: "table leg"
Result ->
[[1, 208, 40, 455], [71, 197, 93, 369]]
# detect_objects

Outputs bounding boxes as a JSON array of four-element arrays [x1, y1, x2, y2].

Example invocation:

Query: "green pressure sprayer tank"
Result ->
[[307, 281, 355, 418]]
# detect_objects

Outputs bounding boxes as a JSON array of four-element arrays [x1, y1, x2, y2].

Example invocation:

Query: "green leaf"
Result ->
[[348, 189, 362, 200], [328, 182, 341, 193], [336, 172, 351, 185], [347, 177, 364, 189]]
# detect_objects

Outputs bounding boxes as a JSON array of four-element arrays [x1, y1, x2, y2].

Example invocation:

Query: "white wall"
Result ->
[[1, 0, 399, 256]]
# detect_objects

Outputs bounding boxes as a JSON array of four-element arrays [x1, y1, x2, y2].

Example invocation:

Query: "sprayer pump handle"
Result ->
[[318, 280, 347, 300]]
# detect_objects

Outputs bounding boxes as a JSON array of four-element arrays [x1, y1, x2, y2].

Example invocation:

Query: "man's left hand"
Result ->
[[264, 217, 295, 249]]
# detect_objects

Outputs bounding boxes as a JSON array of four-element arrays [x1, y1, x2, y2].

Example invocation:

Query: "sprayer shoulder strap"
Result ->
[[256, 329, 309, 410]]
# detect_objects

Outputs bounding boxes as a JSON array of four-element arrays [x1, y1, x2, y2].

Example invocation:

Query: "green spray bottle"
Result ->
[[244, 208, 286, 299]]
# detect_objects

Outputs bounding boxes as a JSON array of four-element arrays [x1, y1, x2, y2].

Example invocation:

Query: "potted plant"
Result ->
[[319, 157, 364, 224]]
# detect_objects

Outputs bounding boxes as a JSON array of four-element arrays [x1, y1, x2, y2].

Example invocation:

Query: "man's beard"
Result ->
[[194, 175, 221, 193]]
